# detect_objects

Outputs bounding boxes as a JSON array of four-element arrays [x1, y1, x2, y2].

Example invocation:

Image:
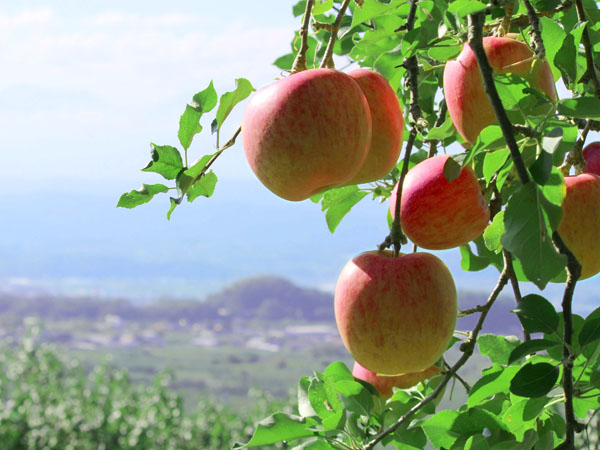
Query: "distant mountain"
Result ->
[[0, 275, 527, 337], [203, 276, 334, 321]]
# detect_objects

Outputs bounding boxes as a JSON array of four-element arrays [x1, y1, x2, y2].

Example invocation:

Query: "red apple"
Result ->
[[583, 142, 600, 175], [558, 173, 600, 280], [390, 155, 490, 250], [334, 250, 457, 375], [352, 361, 440, 399], [345, 69, 404, 184], [241, 68, 372, 201], [443, 36, 557, 144]]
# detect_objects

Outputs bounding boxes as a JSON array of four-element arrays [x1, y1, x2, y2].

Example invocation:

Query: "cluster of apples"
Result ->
[[241, 68, 404, 201], [241, 35, 600, 399]]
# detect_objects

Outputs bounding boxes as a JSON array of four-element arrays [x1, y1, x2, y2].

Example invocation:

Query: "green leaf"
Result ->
[[579, 307, 600, 348], [187, 171, 218, 202], [421, 410, 460, 449], [443, 155, 463, 182], [142, 144, 184, 180], [483, 210, 504, 253], [478, 334, 520, 366], [590, 368, 600, 389], [312, 0, 333, 15], [236, 413, 316, 448], [350, 0, 401, 28], [323, 361, 353, 382], [540, 167, 566, 207], [483, 149, 509, 183], [320, 186, 368, 233], [447, 0, 487, 17], [293, 0, 306, 16], [468, 366, 521, 407], [460, 244, 490, 271], [554, 34, 576, 86], [512, 294, 559, 334], [117, 184, 169, 208], [500, 183, 566, 289], [291, 439, 336, 450], [178, 81, 218, 150], [557, 97, 600, 120], [177, 154, 214, 193], [508, 339, 561, 365], [530, 129, 562, 187], [509, 363, 559, 398], [214, 78, 255, 134], [502, 397, 549, 440], [539, 17, 566, 80], [298, 377, 318, 418]]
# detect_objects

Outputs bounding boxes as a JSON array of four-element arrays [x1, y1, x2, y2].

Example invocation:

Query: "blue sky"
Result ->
[[0, 2, 597, 314]]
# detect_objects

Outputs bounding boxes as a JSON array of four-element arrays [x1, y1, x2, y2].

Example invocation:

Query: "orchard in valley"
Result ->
[[119, 0, 600, 448]]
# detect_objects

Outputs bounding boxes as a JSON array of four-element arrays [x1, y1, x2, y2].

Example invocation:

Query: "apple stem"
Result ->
[[522, 0, 545, 59], [291, 0, 315, 74], [575, 0, 600, 97], [553, 232, 584, 449], [319, 0, 352, 69], [468, 12, 531, 186], [363, 261, 510, 450]]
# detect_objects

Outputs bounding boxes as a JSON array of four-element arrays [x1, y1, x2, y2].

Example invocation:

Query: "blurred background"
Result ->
[[0, 1, 598, 448]]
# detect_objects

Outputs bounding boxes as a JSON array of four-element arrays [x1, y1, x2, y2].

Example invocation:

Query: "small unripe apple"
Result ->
[[334, 250, 457, 375], [345, 69, 404, 184], [241, 68, 372, 201], [390, 155, 490, 250], [583, 142, 600, 175], [558, 173, 600, 280], [352, 361, 440, 399], [443, 36, 557, 144]]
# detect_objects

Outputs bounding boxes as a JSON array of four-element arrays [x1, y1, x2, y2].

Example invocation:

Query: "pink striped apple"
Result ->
[[583, 142, 600, 175], [241, 68, 371, 201], [443, 36, 557, 144], [345, 69, 404, 184], [390, 155, 490, 250], [352, 361, 440, 400], [558, 173, 600, 280], [334, 250, 457, 375]]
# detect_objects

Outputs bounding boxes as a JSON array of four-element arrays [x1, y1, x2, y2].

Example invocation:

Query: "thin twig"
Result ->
[[444, 361, 471, 394], [553, 232, 584, 450], [468, 13, 531, 185], [574, 0, 600, 97], [378, 0, 425, 255], [522, 0, 545, 58], [189, 126, 241, 186], [503, 250, 530, 341], [362, 263, 510, 450], [291, 0, 315, 73], [320, 0, 352, 69]]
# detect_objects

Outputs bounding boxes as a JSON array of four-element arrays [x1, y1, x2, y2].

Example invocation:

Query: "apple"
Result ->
[[557, 173, 600, 280], [389, 155, 490, 250], [443, 36, 557, 144], [334, 250, 457, 375], [352, 361, 440, 400], [241, 68, 372, 201], [583, 142, 600, 175], [345, 69, 404, 184]]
